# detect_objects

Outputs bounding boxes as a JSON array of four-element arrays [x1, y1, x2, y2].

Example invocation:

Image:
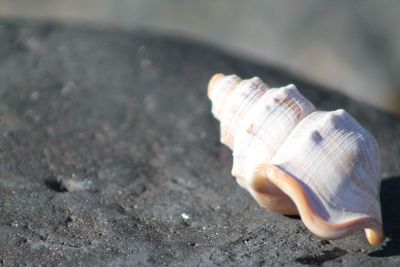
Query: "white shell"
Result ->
[[208, 73, 383, 246], [232, 84, 315, 185], [208, 74, 242, 120], [219, 77, 268, 149]]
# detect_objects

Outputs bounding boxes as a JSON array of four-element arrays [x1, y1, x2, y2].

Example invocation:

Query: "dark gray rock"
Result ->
[[0, 20, 399, 266]]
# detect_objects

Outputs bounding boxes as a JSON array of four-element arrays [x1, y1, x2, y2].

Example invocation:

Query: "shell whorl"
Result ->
[[208, 73, 383, 246], [232, 84, 316, 181], [208, 74, 242, 121]]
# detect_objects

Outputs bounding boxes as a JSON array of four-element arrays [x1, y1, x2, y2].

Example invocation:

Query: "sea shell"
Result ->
[[207, 73, 384, 246]]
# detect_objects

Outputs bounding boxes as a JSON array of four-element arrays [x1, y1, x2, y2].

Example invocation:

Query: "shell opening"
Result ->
[[249, 170, 299, 215], [253, 163, 384, 246]]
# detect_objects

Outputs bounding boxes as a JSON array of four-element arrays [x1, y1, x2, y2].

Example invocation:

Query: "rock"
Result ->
[[0, 20, 399, 266]]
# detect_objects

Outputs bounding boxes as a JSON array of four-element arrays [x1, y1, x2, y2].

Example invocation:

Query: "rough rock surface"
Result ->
[[0, 21, 399, 266]]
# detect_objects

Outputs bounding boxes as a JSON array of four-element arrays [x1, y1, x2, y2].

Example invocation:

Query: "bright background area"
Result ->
[[1, 0, 399, 114]]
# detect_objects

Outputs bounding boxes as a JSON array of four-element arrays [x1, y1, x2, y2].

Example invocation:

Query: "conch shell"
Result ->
[[208, 73, 384, 246]]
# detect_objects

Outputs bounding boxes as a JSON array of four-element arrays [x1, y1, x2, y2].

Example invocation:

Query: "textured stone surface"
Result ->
[[0, 21, 399, 266]]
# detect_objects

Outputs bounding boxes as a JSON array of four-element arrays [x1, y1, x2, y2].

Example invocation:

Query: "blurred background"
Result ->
[[1, 0, 399, 114]]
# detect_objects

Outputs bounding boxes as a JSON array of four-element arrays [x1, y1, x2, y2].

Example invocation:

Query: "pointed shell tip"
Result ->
[[365, 228, 384, 246], [208, 73, 225, 98]]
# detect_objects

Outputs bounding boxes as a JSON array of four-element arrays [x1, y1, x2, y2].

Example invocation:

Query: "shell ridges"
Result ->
[[207, 73, 384, 246]]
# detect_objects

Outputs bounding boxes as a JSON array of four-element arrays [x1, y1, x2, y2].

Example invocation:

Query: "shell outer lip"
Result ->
[[253, 163, 384, 246]]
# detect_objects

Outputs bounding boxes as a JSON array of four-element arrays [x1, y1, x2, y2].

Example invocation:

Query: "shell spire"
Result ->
[[207, 73, 384, 246]]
